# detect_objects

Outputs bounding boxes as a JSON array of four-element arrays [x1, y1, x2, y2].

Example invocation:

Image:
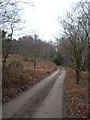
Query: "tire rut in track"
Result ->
[[11, 71, 61, 118]]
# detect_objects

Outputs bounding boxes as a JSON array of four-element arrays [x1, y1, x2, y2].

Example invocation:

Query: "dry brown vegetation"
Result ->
[[2, 54, 57, 103], [64, 68, 88, 118]]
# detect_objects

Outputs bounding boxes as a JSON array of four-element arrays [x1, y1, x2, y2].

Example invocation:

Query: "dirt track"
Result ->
[[2, 67, 66, 118]]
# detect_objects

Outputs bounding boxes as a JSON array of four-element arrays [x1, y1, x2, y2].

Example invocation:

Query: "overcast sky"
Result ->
[[15, 0, 80, 41]]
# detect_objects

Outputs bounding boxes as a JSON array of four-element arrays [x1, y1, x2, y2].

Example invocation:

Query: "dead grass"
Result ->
[[64, 68, 88, 118], [2, 54, 57, 103]]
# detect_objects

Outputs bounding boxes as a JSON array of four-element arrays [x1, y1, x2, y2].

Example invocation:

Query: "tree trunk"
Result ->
[[33, 61, 36, 72], [76, 70, 80, 84]]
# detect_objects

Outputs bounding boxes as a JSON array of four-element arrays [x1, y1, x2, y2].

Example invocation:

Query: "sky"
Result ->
[[15, 0, 80, 42]]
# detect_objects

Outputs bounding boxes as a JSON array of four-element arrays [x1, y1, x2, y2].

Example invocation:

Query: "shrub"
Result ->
[[2, 60, 23, 88]]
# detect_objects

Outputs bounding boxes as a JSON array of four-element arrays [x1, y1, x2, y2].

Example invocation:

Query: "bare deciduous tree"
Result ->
[[58, 0, 89, 84], [1, 0, 22, 40]]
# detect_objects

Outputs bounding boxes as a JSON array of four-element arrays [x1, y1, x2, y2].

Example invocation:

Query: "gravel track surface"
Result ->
[[2, 67, 66, 118]]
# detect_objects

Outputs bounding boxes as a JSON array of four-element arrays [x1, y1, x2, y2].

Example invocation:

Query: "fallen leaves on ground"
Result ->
[[64, 68, 88, 118]]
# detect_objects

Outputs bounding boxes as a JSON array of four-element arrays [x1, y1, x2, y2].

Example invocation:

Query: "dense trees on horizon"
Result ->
[[9, 34, 56, 61]]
